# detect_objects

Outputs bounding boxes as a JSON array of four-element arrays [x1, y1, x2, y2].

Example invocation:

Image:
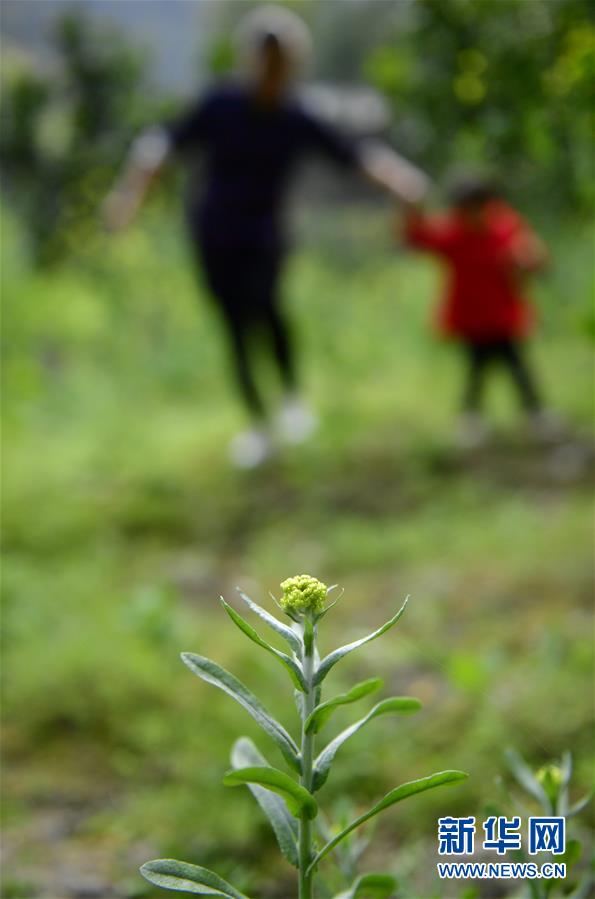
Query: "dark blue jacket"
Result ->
[[168, 82, 359, 249]]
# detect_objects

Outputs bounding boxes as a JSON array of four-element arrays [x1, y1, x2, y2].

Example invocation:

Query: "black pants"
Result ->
[[199, 244, 296, 419], [462, 339, 541, 413]]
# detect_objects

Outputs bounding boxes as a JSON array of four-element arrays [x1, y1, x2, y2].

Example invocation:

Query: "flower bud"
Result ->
[[279, 575, 327, 615], [536, 764, 563, 807]]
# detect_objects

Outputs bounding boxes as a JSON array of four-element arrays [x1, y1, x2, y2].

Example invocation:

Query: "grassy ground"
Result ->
[[1, 202, 593, 899]]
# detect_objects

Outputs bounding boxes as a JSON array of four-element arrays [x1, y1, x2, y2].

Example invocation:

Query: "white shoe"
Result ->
[[456, 413, 489, 449], [547, 443, 591, 482], [528, 410, 565, 443], [276, 397, 318, 445], [228, 427, 272, 469]]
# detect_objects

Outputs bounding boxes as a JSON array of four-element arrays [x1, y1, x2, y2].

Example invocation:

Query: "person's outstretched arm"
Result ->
[[398, 202, 456, 257], [102, 93, 215, 231], [102, 127, 171, 232], [301, 108, 430, 205], [359, 140, 430, 206]]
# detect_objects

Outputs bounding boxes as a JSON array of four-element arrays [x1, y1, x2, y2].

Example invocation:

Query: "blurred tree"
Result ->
[[1, 68, 50, 168], [363, 0, 594, 210], [1, 11, 159, 266]]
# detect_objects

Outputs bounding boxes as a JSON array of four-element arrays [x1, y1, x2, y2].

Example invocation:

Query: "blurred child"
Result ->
[[402, 177, 555, 446]]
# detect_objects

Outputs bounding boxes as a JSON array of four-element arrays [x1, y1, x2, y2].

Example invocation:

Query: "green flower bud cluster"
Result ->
[[536, 763, 563, 806], [280, 574, 327, 615]]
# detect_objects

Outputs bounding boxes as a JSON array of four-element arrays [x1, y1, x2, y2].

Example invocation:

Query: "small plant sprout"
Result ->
[[140, 576, 468, 898], [496, 749, 592, 899]]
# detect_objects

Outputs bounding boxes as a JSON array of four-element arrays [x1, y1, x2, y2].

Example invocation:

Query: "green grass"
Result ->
[[1, 202, 593, 898]]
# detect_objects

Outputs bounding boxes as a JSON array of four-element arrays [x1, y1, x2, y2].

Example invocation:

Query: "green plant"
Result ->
[[494, 749, 592, 899], [140, 575, 468, 898]]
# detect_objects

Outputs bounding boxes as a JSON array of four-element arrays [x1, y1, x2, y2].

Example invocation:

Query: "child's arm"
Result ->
[[398, 202, 455, 257]]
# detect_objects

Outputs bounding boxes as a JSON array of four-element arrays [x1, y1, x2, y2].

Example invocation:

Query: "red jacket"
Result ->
[[405, 201, 537, 341]]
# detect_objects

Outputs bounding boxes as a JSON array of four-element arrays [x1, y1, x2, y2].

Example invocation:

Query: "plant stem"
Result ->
[[299, 618, 316, 899]]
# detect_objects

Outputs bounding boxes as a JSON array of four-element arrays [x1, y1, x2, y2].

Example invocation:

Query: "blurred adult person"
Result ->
[[401, 176, 557, 448], [104, 5, 427, 468]]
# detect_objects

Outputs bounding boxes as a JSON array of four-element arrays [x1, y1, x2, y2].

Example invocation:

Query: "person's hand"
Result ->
[[360, 141, 431, 206], [387, 167, 430, 206], [101, 187, 140, 233], [101, 129, 169, 233]]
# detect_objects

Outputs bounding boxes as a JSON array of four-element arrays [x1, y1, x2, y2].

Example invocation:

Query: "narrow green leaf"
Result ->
[[230, 738, 298, 868], [541, 839, 583, 895], [557, 750, 572, 815], [313, 698, 421, 791], [504, 748, 549, 806], [571, 874, 595, 899], [560, 750, 573, 787], [314, 585, 342, 622], [223, 766, 318, 820], [333, 873, 398, 899], [181, 653, 300, 772], [305, 678, 384, 734], [220, 599, 306, 691], [140, 859, 250, 897], [308, 770, 468, 873], [567, 793, 593, 817], [236, 589, 303, 656], [559, 838, 582, 869], [314, 598, 409, 686]]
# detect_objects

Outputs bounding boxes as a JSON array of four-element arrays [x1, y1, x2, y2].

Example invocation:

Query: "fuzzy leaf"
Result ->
[[308, 771, 468, 873], [220, 599, 306, 691], [140, 859, 250, 897], [181, 653, 300, 772], [333, 873, 398, 899], [314, 599, 409, 686], [567, 793, 593, 817], [560, 838, 582, 870], [313, 698, 421, 790], [560, 750, 573, 786], [557, 751, 573, 814], [314, 587, 342, 623], [305, 678, 384, 734], [230, 738, 298, 868], [236, 589, 303, 656], [223, 766, 318, 820], [504, 748, 549, 806]]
